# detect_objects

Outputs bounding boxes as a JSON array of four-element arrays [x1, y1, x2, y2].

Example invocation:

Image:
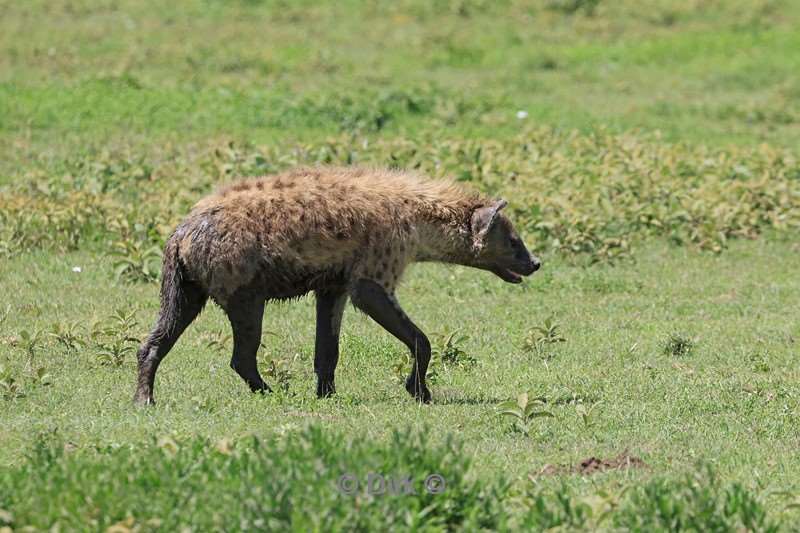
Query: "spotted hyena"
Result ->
[[134, 166, 540, 404]]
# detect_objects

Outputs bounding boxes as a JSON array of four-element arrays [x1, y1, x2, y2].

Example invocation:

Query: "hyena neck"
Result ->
[[413, 199, 479, 266]]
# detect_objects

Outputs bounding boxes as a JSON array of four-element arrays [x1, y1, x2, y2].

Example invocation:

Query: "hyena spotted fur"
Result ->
[[135, 166, 540, 404]]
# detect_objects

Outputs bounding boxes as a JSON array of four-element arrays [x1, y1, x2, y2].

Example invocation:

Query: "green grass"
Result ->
[[2, 0, 800, 529], [2, 0, 800, 151], [1, 240, 799, 527], [0, 428, 782, 531]]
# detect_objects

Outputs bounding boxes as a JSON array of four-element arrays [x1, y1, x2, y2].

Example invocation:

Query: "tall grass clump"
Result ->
[[2, 128, 797, 268], [0, 428, 785, 531], [0, 426, 507, 531]]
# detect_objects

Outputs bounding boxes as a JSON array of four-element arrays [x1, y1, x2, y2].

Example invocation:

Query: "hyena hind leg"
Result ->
[[134, 281, 207, 405], [225, 296, 271, 394]]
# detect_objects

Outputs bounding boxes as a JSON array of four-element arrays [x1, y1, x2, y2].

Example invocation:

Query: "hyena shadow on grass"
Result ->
[[134, 166, 540, 405]]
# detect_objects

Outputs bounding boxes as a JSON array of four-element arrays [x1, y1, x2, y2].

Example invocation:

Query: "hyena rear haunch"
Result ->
[[134, 166, 540, 404]]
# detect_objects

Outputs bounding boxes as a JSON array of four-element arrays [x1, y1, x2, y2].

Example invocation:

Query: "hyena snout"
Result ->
[[490, 249, 541, 284], [521, 254, 541, 275], [511, 242, 541, 274], [512, 251, 540, 277]]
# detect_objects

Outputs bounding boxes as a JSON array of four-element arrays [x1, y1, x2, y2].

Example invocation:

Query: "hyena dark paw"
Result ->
[[405, 377, 432, 404], [316, 377, 336, 398], [250, 382, 272, 395], [133, 393, 155, 406]]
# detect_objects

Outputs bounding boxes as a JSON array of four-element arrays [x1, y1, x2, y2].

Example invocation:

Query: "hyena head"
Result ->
[[470, 199, 541, 284]]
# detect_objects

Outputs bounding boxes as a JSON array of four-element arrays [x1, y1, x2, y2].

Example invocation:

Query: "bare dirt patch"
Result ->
[[535, 452, 647, 477]]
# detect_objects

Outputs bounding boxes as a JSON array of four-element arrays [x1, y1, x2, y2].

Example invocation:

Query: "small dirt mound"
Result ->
[[536, 452, 647, 477]]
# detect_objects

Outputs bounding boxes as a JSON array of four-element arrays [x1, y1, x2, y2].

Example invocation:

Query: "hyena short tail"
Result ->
[[134, 232, 207, 405]]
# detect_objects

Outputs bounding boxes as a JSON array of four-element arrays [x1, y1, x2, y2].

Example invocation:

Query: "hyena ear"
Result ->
[[471, 199, 507, 251]]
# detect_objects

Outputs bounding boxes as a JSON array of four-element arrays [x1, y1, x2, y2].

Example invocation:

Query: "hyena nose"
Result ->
[[531, 256, 541, 271]]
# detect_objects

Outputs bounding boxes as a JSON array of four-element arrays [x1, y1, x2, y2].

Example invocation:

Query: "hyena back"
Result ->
[[134, 166, 540, 404]]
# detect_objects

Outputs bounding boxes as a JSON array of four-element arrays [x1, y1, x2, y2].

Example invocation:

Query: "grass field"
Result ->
[[1, 0, 800, 530]]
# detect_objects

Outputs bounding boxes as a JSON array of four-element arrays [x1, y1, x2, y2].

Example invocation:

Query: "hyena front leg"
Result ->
[[224, 296, 271, 393], [350, 279, 432, 403], [314, 290, 348, 398]]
